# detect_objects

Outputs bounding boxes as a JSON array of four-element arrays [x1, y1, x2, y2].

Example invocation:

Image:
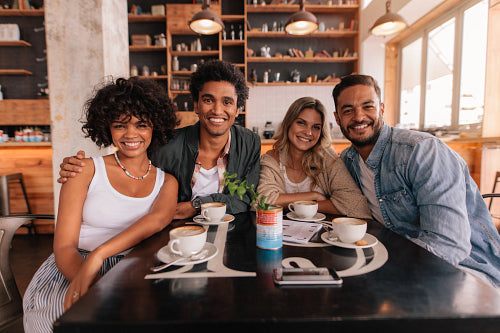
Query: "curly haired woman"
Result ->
[[23, 77, 179, 332], [257, 97, 371, 219]]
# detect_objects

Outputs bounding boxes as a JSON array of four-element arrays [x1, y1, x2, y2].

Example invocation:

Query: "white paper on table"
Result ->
[[282, 219, 323, 244]]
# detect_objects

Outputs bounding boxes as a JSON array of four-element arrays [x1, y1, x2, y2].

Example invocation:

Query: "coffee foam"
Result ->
[[202, 202, 225, 208], [294, 201, 317, 205], [333, 219, 365, 225], [172, 226, 205, 237]]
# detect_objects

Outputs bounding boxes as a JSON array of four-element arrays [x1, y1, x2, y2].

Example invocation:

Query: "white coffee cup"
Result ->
[[201, 202, 226, 222], [288, 200, 318, 219], [168, 225, 207, 257], [331, 217, 367, 243]]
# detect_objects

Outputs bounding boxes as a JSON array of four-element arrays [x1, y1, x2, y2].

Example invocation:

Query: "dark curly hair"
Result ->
[[82, 77, 178, 158], [190, 59, 249, 109]]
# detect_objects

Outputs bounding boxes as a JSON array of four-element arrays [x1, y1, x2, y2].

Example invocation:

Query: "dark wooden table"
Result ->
[[54, 212, 500, 333]]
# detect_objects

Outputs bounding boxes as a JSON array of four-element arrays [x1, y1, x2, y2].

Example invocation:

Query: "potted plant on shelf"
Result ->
[[224, 172, 283, 250]]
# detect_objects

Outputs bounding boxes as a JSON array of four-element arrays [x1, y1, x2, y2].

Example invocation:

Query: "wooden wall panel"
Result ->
[[0, 146, 54, 234], [0, 99, 50, 125]]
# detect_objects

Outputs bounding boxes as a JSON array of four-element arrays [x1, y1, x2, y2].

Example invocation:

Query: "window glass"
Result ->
[[399, 38, 422, 129], [424, 18, 455, 129], [458, 0, 488, 130]]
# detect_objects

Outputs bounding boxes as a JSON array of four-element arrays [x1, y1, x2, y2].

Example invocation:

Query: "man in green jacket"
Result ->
[[58, 60, 261, 219]]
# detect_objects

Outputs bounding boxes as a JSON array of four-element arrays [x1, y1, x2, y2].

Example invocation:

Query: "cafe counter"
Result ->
[[261, 136, 500, 188]]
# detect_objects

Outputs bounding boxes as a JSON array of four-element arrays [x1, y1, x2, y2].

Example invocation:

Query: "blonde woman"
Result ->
[[258, 97, 371, 219]]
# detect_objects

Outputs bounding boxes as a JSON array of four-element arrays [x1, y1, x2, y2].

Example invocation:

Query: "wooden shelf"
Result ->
[[246, 30, 357, 38], [128, 14, 165, 23], [171, 71, 193, 75], [129, 45, 167, 52], [170, 50, 219, 57], [247, 56, 358, 63], [245, 4, 358, 13], [221, 15, 245, 22], [0, 9, 44, 16], [0, 40, 31, 47], [249, 80, 340, 86], [0, 69, 33, 75], [136, 75, 168, 80], [170, 90, 191, 96], [0, 141, 51, 147], [221, 40, 245, 46]]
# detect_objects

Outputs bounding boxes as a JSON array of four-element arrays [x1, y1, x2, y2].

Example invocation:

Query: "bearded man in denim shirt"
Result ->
[[332, 74, 500, 287]]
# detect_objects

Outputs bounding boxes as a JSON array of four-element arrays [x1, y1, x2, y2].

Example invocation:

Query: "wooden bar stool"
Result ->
[[0, 173, 35, 234]]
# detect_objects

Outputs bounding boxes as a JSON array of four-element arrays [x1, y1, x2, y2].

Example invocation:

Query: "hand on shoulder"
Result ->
[[58, 150, 87, 184]]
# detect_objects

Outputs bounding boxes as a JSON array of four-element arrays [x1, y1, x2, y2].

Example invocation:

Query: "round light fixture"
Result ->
[[370, 1, 407, 37], [285, 0, 318, 35], [189, 1, 224, 35]]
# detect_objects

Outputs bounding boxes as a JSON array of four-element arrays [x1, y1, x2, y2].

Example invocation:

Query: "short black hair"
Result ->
[[190, 59, 249, 109], [332, 74, 382, 111], [82, 77, 178, 158]]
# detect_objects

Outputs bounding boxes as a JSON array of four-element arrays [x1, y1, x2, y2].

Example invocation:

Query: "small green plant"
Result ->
[[223, 171, 269, 210]]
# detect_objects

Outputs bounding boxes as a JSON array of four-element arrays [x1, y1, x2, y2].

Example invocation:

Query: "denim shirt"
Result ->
[[341, 124, 500, 287]]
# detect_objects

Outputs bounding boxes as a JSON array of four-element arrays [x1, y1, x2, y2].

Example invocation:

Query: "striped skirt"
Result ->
[[23, 250, 122, 333]]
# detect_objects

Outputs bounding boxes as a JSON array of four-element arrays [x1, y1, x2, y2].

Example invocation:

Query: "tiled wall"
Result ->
[[246, 85, 344, 139]]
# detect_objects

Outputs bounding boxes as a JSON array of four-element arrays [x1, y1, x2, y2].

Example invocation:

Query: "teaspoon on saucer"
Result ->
[[150, 249, 209, 272]]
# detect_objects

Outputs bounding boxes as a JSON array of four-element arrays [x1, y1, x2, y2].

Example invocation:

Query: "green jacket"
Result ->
[[152, 122, 261, 214]]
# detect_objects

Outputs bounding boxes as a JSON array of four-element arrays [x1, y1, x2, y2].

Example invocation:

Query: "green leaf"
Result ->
[[236, 186, 247, 199], [227, 183, 237, 195]]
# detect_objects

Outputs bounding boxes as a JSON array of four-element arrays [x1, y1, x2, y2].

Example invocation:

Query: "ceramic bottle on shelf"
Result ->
[[172, 56, 179, 71]]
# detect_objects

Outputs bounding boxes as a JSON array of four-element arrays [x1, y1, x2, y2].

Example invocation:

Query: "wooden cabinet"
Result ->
[[0, 8, 47, 99], [0, 8, 51, 146], [127, 1, 359, 128], [246, 2, 359, 84]]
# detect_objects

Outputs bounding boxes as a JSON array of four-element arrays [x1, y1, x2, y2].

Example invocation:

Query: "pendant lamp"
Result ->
[[285, 0, 318, 35], [189, 0, 224, 35], [370, 0, 407, 37]]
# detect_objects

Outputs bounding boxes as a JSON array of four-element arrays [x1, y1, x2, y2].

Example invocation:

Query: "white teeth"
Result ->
[[124, 142, 140, 147], [297, 137, 311, 142], [210, 118, 224, 123], [353, 124, 369, 130]]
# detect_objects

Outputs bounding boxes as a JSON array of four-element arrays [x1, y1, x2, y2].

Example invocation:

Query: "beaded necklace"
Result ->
[[114, 151, 151, 180]]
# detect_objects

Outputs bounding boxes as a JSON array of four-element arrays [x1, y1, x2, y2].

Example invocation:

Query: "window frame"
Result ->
[[396, 0, 487, 132]]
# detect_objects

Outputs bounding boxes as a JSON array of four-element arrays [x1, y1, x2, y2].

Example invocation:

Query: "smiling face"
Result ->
[[110, 114, 152, 158], [288, 108, 323, 153], [334, 84, 384, 158], [194, 80, 239, 138]]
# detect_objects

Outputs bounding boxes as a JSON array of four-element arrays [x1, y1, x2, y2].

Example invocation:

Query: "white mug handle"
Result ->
[[288, 203, 295, 213], [168, 239, 182, 256], [201, 210, 212, 221]]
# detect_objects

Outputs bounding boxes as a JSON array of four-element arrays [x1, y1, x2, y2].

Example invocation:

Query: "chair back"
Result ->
[[489, 171, 500, 210], [0, 215, 54, 330]]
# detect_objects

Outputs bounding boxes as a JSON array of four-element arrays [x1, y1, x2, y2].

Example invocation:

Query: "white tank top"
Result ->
[[79, 156, 165, 252]]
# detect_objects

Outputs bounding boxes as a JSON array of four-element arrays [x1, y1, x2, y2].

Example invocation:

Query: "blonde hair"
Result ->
[[273, 97, 332, 189]]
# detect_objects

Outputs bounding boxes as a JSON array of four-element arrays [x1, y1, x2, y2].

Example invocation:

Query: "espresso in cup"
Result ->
[[201, 202, 226, 222], [288, 200, 318, 219], [331, 217, 367, 243], [168, 225, 207, 257]]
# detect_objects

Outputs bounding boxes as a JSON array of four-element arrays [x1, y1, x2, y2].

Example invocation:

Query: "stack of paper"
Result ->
[[282, 220, 323, 244]]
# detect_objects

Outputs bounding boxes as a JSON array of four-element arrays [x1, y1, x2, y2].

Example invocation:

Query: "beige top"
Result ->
[[257, 147, 372, 219]]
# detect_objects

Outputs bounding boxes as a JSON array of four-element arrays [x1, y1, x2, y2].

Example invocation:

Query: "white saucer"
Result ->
[[286, 212, 326, 222], [193, 214, 235, 225], [156, 243, 218, 266], [320, 232, 378, 249]]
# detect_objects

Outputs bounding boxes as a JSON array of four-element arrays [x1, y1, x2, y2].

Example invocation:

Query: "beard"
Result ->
[[339, 119, 384, 148]]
